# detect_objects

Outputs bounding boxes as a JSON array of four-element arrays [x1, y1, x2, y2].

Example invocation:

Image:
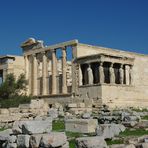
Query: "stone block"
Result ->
[[29, 134, 43, 148], [12, 121, 24, 135], [48, 108, 58, 119], [82, 112, 91, 119], [110, 144, 135, 148], [78, 103, 85, 108], [67, 103, 77, 108], [96, 124, 126, 139], [0, 109, 9, 115], [19, 104, 30, 109], [39, 132, 67, 147], [17, 135, 30, 148], [29, 99, 45, 109], [22, 119, 52, 134], [76, 136, 108, 148], [65, 119, 98, 133], [9, 108, 20, 114], [5, 142, 17, 148], [0, 129, 12, 141], [140, 143, 148, 148]]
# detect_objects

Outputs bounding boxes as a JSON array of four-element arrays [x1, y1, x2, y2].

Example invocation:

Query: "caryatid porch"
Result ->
[[76, 53, 134, 87], [22, 39, 78, 96]]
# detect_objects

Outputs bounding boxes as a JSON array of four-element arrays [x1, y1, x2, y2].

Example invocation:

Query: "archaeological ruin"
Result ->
[[19, 38, 148, 109]]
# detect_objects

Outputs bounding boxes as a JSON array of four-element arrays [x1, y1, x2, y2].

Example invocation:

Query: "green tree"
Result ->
[[0, 73, 27, 99]]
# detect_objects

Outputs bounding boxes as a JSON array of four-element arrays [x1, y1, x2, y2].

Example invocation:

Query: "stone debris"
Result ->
[[39, 132, 67, 147], [65, 119, 98, 133], [0, 118, 68, 148], [109, 144, 135, 148], [96, 124, 126, 139], [76, 136, 108, 148]]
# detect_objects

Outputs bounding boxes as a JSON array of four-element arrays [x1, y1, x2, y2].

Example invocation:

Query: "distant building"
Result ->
[[0, 55, 24, 84]]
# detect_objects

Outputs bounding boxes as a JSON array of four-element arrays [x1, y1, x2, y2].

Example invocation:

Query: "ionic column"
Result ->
[[62, 47, 67, 94], [129, 65, 133, 85], [79, 64, 83, 86], [87, 64, 93, 85], [32, 54, 38, 96], [109, 63, 115, 84], [51, 50, 57, 94], [119, 64, 124, 84], [125, 65, 130, 85], [24, 55, 29, 95], [99, 62, 104, 84], [2, 69, 7, 82], [28, 55, 32, 95], [42, 51, 48, 95]]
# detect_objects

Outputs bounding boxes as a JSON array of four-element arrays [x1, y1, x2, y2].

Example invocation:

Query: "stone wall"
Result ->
[[0, 99, 48, 128]]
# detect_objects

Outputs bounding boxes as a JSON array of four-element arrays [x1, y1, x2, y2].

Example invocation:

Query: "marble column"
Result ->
[[32, 54, 38, 96], [79, 64, 83, 86], [62, 47, 67, 94], [24, 55, 29, 95], [129, 65, 133, 85], [2, 69, 7, 82], [119, 64, 124, 84], [99, 62, 104, 84], [42, 51, 48, 95], [125, 65, 130, 85], [87, 64, 93, 85], [109, 63, 115, 84], [28, 55, 32, 95], [51, 50, 57, 94]]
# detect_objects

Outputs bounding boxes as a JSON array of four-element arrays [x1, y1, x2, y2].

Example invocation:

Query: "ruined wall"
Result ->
[[7, 56, 25, 78], [76, 44, 148, 108]]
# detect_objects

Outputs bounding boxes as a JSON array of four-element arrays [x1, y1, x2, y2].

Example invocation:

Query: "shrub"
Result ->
[[0, 73, 27, 99], [0, 95, 31, 108]]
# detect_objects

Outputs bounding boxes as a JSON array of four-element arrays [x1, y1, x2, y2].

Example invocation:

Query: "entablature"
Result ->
[[75, 53, 135, 65]]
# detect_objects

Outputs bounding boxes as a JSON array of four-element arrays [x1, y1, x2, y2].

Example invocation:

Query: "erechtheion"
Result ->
[[19, 38, 148, 108]]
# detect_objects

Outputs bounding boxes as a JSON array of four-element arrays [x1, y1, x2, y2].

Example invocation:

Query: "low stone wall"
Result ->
[[0, 99, 49, 128]]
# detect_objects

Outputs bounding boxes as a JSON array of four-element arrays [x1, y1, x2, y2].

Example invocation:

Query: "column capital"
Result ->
[[110, 63, 114, 67], [41, 51, 46, 55], [32, 53, 37, 57], [100, 62, 104, 66], [120, 64, 123, 68], [61, 46, 66, 50]]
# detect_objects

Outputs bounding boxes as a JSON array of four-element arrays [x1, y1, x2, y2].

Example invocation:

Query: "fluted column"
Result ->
[[119, 64, 124, 84], [62, 47, 67, 94], [87, 64, 93, 85], [2, 69, 7, 82], [129, 65, 133, 85], [24, 55, 29, 95], [28, 55, 32, 95], [42, 51, 48, 95], [109, 63, 115, 84], [99, 62, 104, 84], [32, 54, 38, 96], [125, 65, 130, 85], [79, 64, 83, 86], [51, 50, 57, 94]]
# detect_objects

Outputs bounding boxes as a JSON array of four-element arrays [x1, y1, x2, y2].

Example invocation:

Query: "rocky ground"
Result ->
[[0, 101, 148, 148]]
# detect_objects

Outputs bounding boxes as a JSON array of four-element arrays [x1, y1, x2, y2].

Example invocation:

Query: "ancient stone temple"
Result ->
[[21, 38, 148, 108]]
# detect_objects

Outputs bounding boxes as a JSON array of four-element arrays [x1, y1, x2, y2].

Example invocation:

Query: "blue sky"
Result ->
[[0, 0, 148, 56]]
